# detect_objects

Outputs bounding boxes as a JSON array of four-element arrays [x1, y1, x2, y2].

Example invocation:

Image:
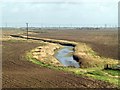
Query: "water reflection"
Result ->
[[55, 46, 80, 68]]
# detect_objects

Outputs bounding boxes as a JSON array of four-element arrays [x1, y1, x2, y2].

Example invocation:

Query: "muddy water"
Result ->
[[55, 46, 80, 68]]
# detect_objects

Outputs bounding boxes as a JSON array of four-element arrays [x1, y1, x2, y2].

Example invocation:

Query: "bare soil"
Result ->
[[2, 41, 116, 88]]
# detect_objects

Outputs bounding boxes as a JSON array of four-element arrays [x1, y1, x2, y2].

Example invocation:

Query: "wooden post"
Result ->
[[104, 64, 109, 70]]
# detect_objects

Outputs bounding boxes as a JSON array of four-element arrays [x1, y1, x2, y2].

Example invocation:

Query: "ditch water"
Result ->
[[55, 46, 80, 68]]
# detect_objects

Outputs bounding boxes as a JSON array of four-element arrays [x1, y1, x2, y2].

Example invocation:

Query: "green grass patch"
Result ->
[[87, 74, 119, 86], [103, 70, 119, 76], [87, 70, 105, 76], [85, 70, 119, 87]]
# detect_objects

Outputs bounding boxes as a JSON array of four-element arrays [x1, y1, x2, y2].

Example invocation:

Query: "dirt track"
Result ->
[[2, 41, 116, 88]]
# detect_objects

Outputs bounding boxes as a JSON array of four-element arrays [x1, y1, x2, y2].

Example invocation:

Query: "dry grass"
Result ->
[[74, 42, 118, 68], [31, 42, 63, 66]]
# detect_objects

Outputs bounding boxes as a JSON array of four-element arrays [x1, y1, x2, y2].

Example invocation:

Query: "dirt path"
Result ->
[[2, 41, 116, 88]]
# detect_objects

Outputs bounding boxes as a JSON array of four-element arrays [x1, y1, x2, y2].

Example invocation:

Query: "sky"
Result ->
[[0, 0, 119, 27]]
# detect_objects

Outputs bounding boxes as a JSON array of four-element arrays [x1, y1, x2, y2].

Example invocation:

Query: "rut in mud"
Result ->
[[2, 41, 116, 88]]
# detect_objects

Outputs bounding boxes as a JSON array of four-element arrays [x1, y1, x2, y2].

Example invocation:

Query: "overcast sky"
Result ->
[[0, 0, 119, 27]]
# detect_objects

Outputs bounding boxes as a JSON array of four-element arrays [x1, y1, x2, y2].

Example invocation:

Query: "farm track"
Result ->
[[2, 41, 117, 88]]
